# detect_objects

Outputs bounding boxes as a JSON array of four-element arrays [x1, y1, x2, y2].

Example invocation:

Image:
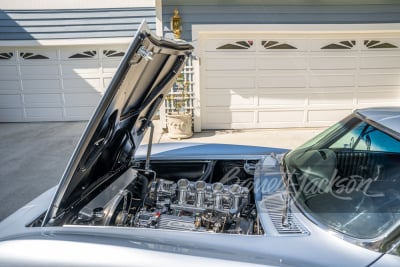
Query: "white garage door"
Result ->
[[201, 34, 400, 129], [0, 45, 127, 122]]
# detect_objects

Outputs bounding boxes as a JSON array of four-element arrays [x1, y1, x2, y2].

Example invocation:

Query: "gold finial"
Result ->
[[171, 8, 182, 39]]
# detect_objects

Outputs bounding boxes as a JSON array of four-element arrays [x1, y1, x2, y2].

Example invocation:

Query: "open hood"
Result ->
[[44, 21, 193, 225]]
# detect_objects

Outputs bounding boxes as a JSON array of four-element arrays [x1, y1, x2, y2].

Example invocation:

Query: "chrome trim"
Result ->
[[258, 193, 309, 237]]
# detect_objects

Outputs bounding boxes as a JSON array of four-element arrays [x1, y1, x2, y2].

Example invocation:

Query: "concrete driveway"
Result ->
[[0, 120, 323, 222], [0, 122, 87, 221]]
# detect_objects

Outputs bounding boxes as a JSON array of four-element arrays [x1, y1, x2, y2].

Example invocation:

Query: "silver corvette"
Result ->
[[0, 22, 399, 267]]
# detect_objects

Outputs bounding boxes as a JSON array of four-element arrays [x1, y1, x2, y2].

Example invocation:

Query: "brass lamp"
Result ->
[[171, 8, 182, 39]]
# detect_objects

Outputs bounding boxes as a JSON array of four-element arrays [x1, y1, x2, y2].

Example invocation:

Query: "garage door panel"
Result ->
[[22, 79, 60, 91], [65, 107, 96, 119], [231, 111, 254, 123], [201, 35, 400, 129], [203, 109, 230, 125], [258, 110, 304, 123], [259, 69, 306, 75], [202, 109, 238, 129], [258, 75, 306, 88], [310, 74, 355, 87], [62, 61, 101, 75], [258, 87, 306, 94], [63, 78, 101, 90], [307, 109, 352, 123], [310, 56, 357, 69], [24, 94, 63, 107], [357, 91, 400, 104], [205, 92, 255, 107], [64, 93, 102, 107], [0, 95, 21, 108], [359, 68, 400, 74], [25, 107, 63, 120], [20, 64, 59, 76], [62, 73, 103, 81], [0, 108, 23, 122], [0, 65, 18, 78], [258, 94, 306, 106], [360, 56, 400, 69], [308, 92, 354, 105], [102, 60, 122, 73], [0, 45, 123, 122], [205, 57, 256, 71], [0, 80, 20, 92], [204, 109, 254, 124], [359, 73, 400, 86], [206, 75, 255, 89], [308, 87, 352, 94], [256, 122, 305, 128], [258, 56, 307, 70], [358, 85, 400, 92]]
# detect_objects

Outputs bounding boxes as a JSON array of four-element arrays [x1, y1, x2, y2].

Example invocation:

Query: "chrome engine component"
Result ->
[[212, 182, 224, 210], [151, 178, 249, 213], [158, 215, 196, 231], [177, 179, 189, 205], [75, 169, 258, 234], [130, 178, 253, 234], [195, 181, 206, 208]]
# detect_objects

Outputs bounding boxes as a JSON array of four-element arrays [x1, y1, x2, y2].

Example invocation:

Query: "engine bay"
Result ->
[[72, 160, 263, 235]]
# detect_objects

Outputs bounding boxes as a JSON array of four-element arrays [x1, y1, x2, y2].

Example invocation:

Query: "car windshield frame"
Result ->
[[284, 114, 400, 240]]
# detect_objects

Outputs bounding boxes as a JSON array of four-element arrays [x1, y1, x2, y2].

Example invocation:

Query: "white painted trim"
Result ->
[[0, 0, 155, 9], [192, 57, 202, 132], [0, 38, 133, 47], [155, 0, 163, 36], [193, 23, 400, 35]]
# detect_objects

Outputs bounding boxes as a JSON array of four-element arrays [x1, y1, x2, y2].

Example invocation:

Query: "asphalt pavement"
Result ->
[[0, 120, 323, 222]]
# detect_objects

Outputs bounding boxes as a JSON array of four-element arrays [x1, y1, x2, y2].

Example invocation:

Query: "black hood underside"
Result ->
[[45, 21, 193, 225]]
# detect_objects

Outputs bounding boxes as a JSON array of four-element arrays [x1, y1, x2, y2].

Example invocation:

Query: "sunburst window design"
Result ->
[[0, 52, 13, 59], [20, 52, 49, 59], [261, 41, 297, 49], [216, 40, 254, 50], [69, 50, 97, 59], [364, 40, 398, 49], [103, 50, 125, 57], [321, 40, 356, 49]]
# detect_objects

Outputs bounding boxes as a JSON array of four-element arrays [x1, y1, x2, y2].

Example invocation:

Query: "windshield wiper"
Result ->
[[280, 154, 291, 227], [282, 197, 290, 227]]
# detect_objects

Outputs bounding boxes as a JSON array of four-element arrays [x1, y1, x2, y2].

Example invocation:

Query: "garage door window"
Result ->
[[0, 52, 13, 59]]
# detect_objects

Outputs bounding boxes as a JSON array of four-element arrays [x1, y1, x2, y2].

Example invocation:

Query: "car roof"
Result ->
[[355, 107, 400, 135]]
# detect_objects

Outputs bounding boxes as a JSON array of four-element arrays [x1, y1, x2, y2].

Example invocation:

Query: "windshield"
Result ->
[[285, 115, 400, 239]]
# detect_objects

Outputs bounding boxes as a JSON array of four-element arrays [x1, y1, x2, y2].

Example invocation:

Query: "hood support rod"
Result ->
[[145, 121, 154, 174]]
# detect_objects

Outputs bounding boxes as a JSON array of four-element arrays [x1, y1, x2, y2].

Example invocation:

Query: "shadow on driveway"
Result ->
[[0, 122, 86, 222]]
